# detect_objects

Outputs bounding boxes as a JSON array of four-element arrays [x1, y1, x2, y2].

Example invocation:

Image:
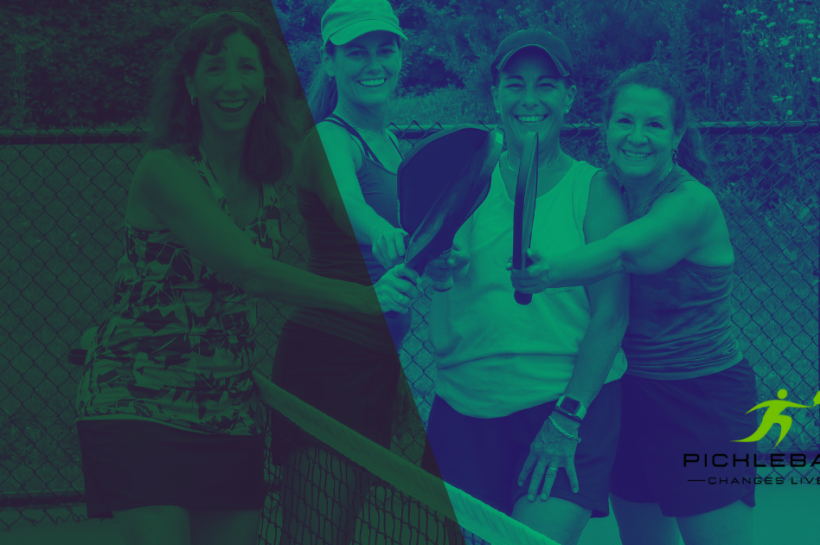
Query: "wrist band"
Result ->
[[549, 415, 582, 443], [554, 406, 583, 424]]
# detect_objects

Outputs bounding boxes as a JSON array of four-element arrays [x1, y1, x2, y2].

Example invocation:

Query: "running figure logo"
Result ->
[[733, 389, 820, 447]]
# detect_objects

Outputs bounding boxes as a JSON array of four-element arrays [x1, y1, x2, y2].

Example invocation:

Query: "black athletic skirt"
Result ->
[[271, 320, 401, 449], [76, 419, 266, 519], [610, 358, 758, 517]]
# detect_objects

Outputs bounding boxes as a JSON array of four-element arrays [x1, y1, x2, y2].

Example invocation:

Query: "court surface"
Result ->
[[3, 468, 818, 545]]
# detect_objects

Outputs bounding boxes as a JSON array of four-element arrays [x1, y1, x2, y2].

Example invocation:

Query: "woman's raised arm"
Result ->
[[133, 148, 381, 314]]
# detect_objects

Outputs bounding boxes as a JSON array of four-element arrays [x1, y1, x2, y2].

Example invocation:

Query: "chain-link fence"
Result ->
[[1, 120, 818, 531]]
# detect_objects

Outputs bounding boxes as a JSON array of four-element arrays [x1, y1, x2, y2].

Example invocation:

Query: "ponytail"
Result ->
[[306, 43, 338, 124], [676, 123, 713, 186]]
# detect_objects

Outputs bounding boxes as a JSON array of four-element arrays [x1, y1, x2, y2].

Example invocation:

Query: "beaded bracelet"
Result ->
[[549, 415, 582, 443]]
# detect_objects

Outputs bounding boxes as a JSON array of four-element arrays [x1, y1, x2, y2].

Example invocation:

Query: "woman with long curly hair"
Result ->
[[74, 12, 418, 545]]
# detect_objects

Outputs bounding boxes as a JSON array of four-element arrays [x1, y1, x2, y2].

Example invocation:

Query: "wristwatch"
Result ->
[[555, 395, 587, 422]]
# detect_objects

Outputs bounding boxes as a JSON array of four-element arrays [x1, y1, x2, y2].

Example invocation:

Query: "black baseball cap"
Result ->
[[492, 28, 573, 78]]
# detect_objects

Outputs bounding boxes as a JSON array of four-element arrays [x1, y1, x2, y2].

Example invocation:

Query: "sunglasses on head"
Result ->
[[189, 11, 259, 31]]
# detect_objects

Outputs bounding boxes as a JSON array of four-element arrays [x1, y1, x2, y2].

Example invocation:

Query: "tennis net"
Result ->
[[254, 371, 560, 545]]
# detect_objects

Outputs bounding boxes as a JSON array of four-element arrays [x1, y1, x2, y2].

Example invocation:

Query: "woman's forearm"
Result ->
[[343, 198, 395, 245], [241, 257, 373, 314], [549, 238, 626, 288], [561, 313, 628, 409]]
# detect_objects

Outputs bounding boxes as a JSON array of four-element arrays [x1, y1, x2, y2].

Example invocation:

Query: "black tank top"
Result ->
[[289, 115, 411, 353]]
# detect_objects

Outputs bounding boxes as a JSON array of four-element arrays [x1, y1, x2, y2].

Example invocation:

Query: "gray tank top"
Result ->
[[621, 166, 743, 379]]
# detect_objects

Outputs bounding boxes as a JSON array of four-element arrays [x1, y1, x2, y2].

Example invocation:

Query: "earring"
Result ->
[[672, 148, 679, 164], [191, 96, 197, 106]]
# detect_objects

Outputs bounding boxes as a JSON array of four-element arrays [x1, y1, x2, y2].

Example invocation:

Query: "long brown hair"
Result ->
[[602, 61, 713, 185], [307, 43, 339, 123], [144, 14, 298, 186]]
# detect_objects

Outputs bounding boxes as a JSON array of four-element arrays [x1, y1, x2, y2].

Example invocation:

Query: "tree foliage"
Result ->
[[1, 0, 817, 129]]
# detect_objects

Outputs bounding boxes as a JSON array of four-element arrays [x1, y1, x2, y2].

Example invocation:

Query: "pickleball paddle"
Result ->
[[398, 125, 504, 273], [512, 132, 539, 305], [382, 126, 503, 319]]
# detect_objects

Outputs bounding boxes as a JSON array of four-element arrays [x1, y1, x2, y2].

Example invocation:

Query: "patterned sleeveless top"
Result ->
[[75, 147, 281, 436]]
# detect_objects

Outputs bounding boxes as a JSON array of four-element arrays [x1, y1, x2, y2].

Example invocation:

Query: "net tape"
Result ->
[[254, 371, 559, 545]]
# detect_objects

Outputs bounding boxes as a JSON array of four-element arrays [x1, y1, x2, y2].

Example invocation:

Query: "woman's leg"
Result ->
[[112, 505, 191, 545], [676, 500, 754, 545], [279, 446, 369, 545], [610, 494, 681, 545], [510, 382, 622, 545], [512, 497, 591, 545], [189, 508, 261, 545], [272, 322, 401, 543]]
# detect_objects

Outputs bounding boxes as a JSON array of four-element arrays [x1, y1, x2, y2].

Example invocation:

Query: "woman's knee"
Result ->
[[189, 508, 260, 545], [610, 494, 681, 545], [112, 505, 190, 545], [676, 500, 753, 545], [512, 496, 591, 545]]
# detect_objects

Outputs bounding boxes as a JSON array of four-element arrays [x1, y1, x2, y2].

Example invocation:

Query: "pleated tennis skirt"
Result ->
[[76, 419, 266, 519]]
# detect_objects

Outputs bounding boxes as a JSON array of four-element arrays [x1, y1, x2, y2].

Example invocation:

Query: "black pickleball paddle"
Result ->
[[397, 125, 503, 273], [512, 132, 539, 305]]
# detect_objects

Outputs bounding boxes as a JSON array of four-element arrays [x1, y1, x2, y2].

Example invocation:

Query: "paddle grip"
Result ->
[[514, 256, 534, 305], [382, 236, 415, 322], [514, 291, 532, 305]]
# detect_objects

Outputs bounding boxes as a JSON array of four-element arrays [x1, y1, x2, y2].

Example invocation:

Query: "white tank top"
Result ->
[[430, 160, 627, 418]]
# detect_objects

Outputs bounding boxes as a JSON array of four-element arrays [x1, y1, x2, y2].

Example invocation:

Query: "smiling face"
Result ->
[[606, 84, 684, 182], [491, 48, 575, 156], [324, 31, 401, 109], [185, 31, 266, 134]]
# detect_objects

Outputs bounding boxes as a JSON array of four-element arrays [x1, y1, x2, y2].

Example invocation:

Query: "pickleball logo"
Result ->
[[732, 389, 820, 447]]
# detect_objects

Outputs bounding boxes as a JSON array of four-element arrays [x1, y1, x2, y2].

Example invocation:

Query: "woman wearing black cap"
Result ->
[[73, 12, 417, 545], [511, 62, 757, 545], [423, 28, 630, 545]]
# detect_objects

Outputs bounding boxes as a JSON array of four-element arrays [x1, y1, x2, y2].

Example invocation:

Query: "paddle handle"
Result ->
[[514, 256, 534, 305]]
